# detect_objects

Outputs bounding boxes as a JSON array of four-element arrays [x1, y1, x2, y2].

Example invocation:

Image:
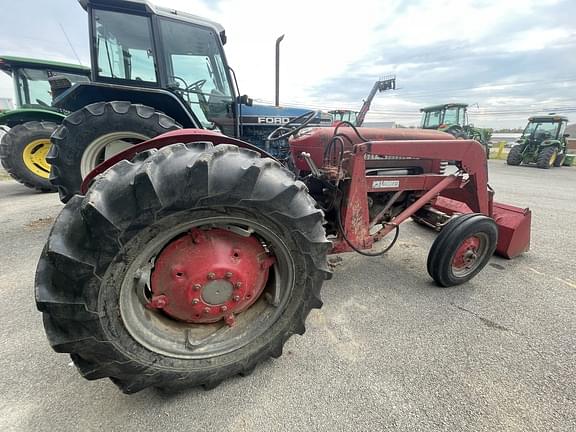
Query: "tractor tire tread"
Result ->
[[36, 143, 331, 393], [506, 145, 523, 166], [427, 213, 498, 287], [553, 151, 566, 167], [48, 101, 181, 203], [536, 146, 557, 169], [0, 121, 58, 191]]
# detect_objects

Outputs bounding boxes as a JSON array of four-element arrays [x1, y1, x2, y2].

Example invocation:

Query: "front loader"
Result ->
[[35, 0, 532, 394]]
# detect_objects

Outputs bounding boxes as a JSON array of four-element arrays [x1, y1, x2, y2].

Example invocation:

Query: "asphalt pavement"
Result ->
[[0, 161, 575, 431]]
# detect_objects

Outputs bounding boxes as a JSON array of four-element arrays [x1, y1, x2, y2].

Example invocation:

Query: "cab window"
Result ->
[[423, 111, 441, 128], [159, 18, 233, 128], [16, 68, 89, 106], [94, 9, 157, 83], [443, 107, 460, 125]]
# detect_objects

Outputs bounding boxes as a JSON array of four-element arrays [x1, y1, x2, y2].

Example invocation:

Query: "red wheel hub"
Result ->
[[149, 228, 274, 325], [452, 236, 481, 269]]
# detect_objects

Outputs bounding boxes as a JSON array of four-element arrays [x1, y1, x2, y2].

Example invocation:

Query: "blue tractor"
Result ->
[[48, 0, 330, 201]]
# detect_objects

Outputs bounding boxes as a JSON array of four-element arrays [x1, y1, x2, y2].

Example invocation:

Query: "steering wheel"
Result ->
[[170, 76, 206, 94], [186, 79, 206, 93], [266, 110, 319, 141]]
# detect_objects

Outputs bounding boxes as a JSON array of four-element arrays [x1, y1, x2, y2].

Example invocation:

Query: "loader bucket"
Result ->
[[491, 202, 531, 259], [430, 196, 531, 259]]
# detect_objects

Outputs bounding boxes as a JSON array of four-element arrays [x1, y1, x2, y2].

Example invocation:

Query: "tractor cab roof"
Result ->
[[78, 0, 227, 43], [528, 114, 568, 123], [420, 103, 469, 112], [0, 55, 90, 76], [328, 109, 358, 114]]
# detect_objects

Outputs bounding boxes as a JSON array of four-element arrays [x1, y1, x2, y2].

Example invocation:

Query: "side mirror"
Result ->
[[563, 133, 570, 138], [238, 94, 253, 106]]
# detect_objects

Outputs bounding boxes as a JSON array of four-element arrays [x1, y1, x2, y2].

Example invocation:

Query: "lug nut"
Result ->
[[193, 284, 201, 291], [233, 295, 241, 302], [235, 282, 242, 289], [192, 298, 199, 305], [221, 306, 228, 312], [225, 271, 233, 279], [203, 307, 211, 314], [207, 272, 216, 280]]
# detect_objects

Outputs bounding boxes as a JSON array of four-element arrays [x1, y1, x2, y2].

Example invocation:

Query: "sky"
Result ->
[[0, 0, 574, 129]]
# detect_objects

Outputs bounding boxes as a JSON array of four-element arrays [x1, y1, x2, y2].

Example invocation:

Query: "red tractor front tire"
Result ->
[[427, 214, 498, 287]]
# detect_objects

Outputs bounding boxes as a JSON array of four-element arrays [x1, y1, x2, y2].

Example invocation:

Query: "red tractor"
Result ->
[[36, 114, 531, 393]]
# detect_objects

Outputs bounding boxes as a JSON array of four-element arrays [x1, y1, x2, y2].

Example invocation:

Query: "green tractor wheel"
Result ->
[[0, 121, 58, 192], [536, 146, 558, 169], [506, 146, 523, 166], [553, 151, 566, 167]]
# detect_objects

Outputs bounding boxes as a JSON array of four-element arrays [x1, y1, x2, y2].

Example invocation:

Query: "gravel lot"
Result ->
[[0, 161, 575, 432]]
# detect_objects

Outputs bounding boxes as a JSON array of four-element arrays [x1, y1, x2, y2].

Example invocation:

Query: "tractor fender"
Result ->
[[53, 82, 201, 129], [0, 108, 66, 128], [539, 139, 562, 149]]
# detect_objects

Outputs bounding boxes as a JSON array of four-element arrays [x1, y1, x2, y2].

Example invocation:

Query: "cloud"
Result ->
[[0, 0, 574, 128]]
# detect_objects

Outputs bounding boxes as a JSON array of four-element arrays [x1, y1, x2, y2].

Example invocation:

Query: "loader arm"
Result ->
[[355, 77, 396, 127]]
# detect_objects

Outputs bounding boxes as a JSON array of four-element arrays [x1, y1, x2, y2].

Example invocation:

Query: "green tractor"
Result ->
[[0, 56, 90, 191], [507, 115, 570, 169], [420, 103, 492, 158]]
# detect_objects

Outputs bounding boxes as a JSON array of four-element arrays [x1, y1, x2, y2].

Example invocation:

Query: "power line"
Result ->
[[58, 22, 83, 66], [385, 77, 576, 98], [253, 97, 576, 116]]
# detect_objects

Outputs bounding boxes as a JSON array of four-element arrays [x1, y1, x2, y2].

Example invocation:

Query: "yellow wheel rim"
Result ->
[[549, 151, 557, 166], [22, 139, 52, 178]]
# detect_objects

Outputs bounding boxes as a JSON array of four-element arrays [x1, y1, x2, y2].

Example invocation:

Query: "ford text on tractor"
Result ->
[[35, 0, 532, 394], [507, 115, 570, 168], [0, 56, 90, 191], [420, 103, 492, 158], [47, 0, 329, 202]]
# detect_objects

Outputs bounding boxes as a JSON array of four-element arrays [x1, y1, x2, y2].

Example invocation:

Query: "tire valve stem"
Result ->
[[225, 313, 236, 327], [189, 228, 206, 244], [148, 294, 168, 309]]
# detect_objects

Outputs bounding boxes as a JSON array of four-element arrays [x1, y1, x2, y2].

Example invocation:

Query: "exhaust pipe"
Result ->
[[275, 34, 284, 107]]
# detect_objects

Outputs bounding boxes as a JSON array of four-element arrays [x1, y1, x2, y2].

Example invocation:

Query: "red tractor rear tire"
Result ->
[[36, 143, 331, 393], [427, 214, 498, 287]]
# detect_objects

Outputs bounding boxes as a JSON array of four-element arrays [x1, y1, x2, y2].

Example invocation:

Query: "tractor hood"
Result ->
[[239, 104, 331, 127], [290, 127, 454, 171]]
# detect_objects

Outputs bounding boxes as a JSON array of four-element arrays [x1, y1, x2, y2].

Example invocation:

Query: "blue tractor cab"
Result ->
[[49, 0, 329, 201]]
